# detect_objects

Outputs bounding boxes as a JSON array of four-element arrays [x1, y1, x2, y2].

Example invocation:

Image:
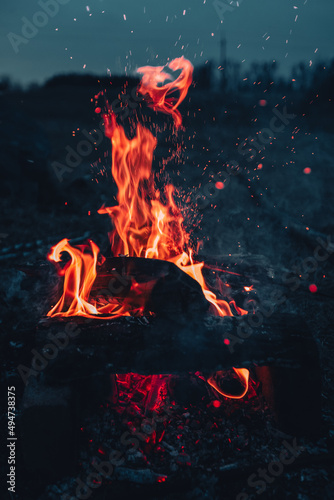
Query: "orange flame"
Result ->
[[207, 368, 250, 400], [47, 239, 100, 318], [137, 56, 193, 128], [99, 112, 187, 260], [47, 58, 249, 398], [47, 238, 147, 319]]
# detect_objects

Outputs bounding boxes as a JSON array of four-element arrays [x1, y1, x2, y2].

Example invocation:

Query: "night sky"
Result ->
[[1, 0, 333, 85]]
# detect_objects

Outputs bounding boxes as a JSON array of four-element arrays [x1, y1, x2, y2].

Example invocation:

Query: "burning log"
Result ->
[[32, 311, 320, 435], [21, 308, 320, 478], [36, 312, 318, 377], [18, 57, 323, 485], [91, 257, 209, 320]]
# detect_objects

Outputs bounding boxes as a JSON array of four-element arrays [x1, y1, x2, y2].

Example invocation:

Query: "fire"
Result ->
[[47, 57, 249, 399], [98, 113, 187, 260], [137, 56, 193, 129], [207, 368, 250, 400], [47, 239, 100, 318], [47, 239, 146, 319]]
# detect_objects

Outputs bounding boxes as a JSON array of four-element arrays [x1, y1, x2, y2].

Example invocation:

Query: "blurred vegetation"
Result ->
[[0, 57, 333, 96]]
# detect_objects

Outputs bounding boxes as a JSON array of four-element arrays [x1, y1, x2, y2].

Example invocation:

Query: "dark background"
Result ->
[[1, 0, 334, 85], [1, 1, 334, 499]]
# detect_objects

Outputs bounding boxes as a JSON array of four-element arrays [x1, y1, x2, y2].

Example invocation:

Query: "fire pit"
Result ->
[[21, 256, 321, 480], [19, 58, 321, 493]]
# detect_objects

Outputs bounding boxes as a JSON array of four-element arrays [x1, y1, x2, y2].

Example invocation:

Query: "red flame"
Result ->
[[137, 56, 193, 128], [47, 58, 249, 399]]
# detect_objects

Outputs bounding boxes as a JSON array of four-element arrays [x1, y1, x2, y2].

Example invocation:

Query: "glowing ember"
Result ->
[[47, 57, 249, 399]]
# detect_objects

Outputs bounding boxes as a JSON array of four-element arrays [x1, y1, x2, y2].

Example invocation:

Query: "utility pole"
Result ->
[[220, 29, 227, 89]]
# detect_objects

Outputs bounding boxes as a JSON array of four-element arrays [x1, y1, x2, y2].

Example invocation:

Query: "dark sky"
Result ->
[[1, 0, 333, 85]]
